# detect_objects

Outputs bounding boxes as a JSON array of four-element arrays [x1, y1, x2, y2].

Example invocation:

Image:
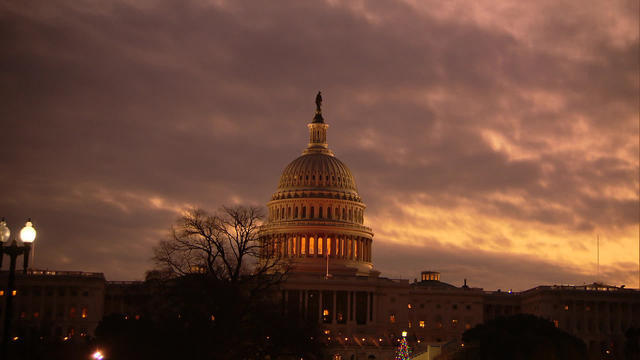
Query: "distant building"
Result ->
[[0, 270, 105, 340]]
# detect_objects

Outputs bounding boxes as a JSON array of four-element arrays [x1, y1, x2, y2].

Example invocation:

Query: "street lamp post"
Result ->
[[0, 218, 36, 359]]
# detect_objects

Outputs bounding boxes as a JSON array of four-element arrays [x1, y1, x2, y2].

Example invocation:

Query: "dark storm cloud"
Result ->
[[0, 0, 637, 284]]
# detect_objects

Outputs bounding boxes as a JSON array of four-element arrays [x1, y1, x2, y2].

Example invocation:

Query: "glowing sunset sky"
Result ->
[[1, 0, 638, 290]]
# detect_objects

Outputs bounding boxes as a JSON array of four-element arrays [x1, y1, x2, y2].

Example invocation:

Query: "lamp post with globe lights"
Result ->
[[0, 218, 36, 358]]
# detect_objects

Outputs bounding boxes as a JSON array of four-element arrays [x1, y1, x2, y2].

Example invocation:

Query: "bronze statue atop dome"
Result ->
[[313, 91, 324, 123], [315, 91, 322, 112]]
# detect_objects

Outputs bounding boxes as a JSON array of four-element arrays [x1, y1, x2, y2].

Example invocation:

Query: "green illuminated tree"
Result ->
[[395, 337, 411, 360]]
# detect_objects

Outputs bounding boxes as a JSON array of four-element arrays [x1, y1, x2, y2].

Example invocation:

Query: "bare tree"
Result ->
[[153, 205, 288, 286], [97, 206, 321, 360]]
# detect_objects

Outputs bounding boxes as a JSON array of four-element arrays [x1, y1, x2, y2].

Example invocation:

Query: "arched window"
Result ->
[[287, 207, 291, 218], [301, 237, 307, 255], [342, 208, 346, 220], [310, 206, 315, 218], [302, 206, 306, 218], [318, 237, 323, 255], [327, 238, 331, 255], [319, 206, 323, 219], [309, 237, 315, 255], [295, 207, 299, 218], [349, 209, 353, 221]]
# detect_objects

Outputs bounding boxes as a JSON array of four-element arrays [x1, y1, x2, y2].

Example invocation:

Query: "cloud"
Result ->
[[0, 0, 637, 287]]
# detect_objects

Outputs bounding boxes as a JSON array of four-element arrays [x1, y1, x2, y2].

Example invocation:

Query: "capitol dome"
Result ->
[[259, 93, 374, 276], [277, 153, 358, 194]]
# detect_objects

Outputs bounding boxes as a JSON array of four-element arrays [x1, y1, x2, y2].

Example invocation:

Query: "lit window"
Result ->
[[0, 290, 3, 296], [210, 315, 215, 321], [389, 314, 396, 323], [419, 321, 425, 328], [408, 321, 412, 328], [452, 319, 458, 327], [12, 290, 17, 296], [564, 305, 569, 311], [553, 320, 559, 328], [324, 329, 330, 334], [407, 303, 412, 309], [323, 309, 329, 316], [81, 308, 88, 319], [69, 307, 77, 319]]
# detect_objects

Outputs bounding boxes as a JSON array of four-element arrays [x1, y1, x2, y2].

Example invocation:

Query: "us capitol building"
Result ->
[[1, 95, 639, 359]]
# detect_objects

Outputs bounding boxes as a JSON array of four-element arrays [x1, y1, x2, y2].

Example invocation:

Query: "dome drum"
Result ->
[[260, 231, 373, 276], [267, 199, 366, 225]]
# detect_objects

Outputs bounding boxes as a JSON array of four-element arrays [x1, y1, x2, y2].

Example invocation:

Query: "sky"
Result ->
[[0, 0, 638, 290]]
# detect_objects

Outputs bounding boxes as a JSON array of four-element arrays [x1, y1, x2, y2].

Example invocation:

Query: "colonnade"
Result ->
[[261, 234, 372, 262], [283, 289, 376, 326], [269, 204, 364, 224]]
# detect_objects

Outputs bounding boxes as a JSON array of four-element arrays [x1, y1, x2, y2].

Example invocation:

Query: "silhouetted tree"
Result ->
[[448, 314, 587, 360], [95, 206, 323, 360]]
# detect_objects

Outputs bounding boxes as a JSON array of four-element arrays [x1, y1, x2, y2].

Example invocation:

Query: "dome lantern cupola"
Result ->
[[304, 91, 332, 156]]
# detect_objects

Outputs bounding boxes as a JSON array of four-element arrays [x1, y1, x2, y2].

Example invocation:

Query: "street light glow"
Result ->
[[19, 220, 36, 243], [92, 350, 104, 360], [0, 219, 10, 243]]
